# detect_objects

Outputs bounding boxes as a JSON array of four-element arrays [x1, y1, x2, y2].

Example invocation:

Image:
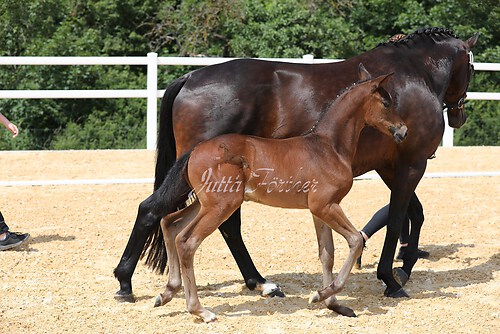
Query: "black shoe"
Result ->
[[396, 246, 429, 260], [0, 232, 30, 251]]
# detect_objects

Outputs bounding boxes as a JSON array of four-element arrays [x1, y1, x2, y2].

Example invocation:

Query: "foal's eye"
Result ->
[[382, 98, 391, 109]]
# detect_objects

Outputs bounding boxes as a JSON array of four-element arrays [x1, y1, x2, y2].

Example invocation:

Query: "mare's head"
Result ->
[[378, 28, 479, 128], [443, 31, 479, 128], [357, 63, 407, 144]]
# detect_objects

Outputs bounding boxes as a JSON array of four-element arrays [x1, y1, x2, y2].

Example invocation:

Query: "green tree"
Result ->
[[0, 0, 498, 149]]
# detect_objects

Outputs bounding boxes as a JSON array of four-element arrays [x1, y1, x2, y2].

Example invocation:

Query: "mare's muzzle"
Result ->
[[390, 124, 408, 144], [447, 105, 468, 128]]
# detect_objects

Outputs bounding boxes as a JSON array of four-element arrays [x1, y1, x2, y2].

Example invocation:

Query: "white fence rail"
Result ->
[[1, 53, 499, 149]]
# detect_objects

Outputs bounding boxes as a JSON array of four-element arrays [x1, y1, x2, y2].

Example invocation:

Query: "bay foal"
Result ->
[[152, 65, 407, 322]]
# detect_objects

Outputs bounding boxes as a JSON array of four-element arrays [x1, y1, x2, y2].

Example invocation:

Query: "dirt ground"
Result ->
[[0, 147, 498, 334]]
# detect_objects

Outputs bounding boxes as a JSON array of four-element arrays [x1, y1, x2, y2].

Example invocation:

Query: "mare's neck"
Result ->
[[310, 92, 367, 160], [378, 43, 456, 102]]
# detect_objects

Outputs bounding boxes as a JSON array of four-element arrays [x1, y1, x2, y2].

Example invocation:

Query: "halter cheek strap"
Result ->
[[443, 51, 474, 111]]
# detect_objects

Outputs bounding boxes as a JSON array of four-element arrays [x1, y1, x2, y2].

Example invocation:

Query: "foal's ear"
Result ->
[[466, 32, 480, 50], [372, 72, 394, 88], [358, 63, 371, 81], [372, 73, 394, 107]]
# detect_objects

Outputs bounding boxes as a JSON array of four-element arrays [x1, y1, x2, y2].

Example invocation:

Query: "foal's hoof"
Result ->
[[154, 295, 162, 308], [114, 290, 136, 303], [198, 309, 217, 323], [308, 291, 321, 304], [393, 267, 409, 287], [384, 286, 409, 298], [327, 302, 356, 317]]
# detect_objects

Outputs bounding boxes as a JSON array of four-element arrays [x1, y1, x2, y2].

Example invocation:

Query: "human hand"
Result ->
[[7, 123, 19, 138]]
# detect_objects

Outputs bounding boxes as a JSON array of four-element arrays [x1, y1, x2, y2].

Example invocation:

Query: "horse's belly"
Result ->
[[243, 184, 311, 209]]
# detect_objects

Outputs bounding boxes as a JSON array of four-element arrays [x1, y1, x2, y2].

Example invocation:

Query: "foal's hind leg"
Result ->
[[313, 217, 356, 317], [309, 204, 363, 317], [155, 203, 201, 307], [176, 195, 243, 323]]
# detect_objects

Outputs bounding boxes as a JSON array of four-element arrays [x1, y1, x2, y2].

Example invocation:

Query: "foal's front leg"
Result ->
[[309, 203, 363, 316], [312, 217, 356, 317]]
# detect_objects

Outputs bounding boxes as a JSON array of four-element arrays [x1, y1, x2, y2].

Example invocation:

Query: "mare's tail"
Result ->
[[141, 74, 190, 274]]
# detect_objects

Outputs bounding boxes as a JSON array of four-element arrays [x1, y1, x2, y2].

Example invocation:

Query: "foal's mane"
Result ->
[[301, 80, 367, 136], [376, 27, 458, 48]]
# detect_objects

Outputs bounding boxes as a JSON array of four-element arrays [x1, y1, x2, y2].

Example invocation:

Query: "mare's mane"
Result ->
[[302, 28, 460, 137], [376, 27, 458, 48]]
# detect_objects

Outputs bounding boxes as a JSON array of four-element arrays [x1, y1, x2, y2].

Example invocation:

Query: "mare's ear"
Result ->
[[358, 63, 371, 81], [466, 32, 480, 50]]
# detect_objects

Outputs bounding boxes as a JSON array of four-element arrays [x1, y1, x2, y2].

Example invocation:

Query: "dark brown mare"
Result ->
[[151, 66, 407, 321], [114, 28, 479, 302]]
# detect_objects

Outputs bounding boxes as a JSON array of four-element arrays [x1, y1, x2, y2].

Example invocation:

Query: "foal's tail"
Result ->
[[141, 151, 192, 273], [141, 74, 190, 274]]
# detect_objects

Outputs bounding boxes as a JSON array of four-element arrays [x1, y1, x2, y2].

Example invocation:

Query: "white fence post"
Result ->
[[302, 54, 314, 63], [146, 52, 158, 150], [442, 111, 454, 147]]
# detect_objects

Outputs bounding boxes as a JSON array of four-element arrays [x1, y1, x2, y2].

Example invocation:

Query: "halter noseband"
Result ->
[[443, 51, 474, 111]]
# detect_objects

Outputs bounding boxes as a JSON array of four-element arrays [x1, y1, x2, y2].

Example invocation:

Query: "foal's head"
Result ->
[[356, 63, 407, 144]]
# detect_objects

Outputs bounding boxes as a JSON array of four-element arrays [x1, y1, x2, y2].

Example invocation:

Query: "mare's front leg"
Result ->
[[309, 203, 363, 317], [377, 163, 426, 298], [218, 208, 284, 297], [155, 203, 201, 308]]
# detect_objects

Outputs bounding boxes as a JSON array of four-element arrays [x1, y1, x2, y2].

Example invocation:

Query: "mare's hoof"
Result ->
[[154, 295, 162, 308], [393, 267, 409, 287], [327, 303, 356, 317], [266, 287, 285, 298], [114, 290, 136, 303], [260, 283, 285, 298], [384, 286, 409, 298]]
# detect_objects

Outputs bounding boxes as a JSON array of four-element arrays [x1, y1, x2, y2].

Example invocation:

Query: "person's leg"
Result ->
[[360, 204, 390, 241], [0, 211, 10, 235], [357, 205, 428, 268], [357, 205, 390, 268]]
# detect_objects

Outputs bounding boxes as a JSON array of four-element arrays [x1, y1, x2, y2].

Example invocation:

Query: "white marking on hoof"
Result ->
[[199, 309, 217, 323], [309, 291, 320, 304], [258, 282, 280, 297]]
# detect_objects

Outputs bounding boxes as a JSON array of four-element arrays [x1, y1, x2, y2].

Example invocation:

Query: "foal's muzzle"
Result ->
[[391, 124, 408, 144]]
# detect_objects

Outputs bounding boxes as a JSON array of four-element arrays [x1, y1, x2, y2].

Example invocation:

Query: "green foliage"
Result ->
[[51, 99, 147, 149], [0, 0, 498, 149]]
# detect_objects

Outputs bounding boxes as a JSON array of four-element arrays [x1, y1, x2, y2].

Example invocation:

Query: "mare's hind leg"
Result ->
[[309, 204, 363, 317], [396, 193, 425, 287], [155, 202, 201, 307], [312, 217, 354, 316], [218, 208, 284, 297]]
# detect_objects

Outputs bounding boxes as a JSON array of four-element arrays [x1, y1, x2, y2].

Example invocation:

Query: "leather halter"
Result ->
[[443, 51, 474, 111]]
